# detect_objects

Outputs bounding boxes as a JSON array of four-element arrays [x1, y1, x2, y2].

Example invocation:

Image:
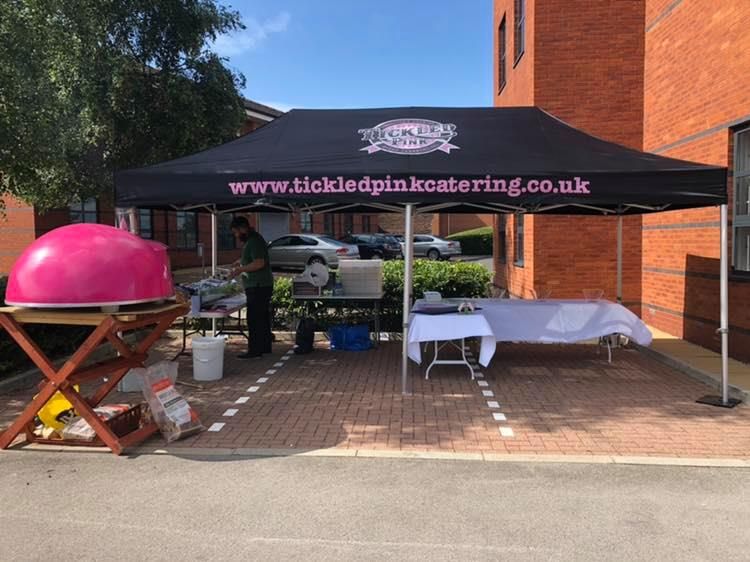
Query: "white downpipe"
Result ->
[[616, 215, 623, 303], [211, 211, 218, 337], [401, 204, 415, 395], [719, 204, 729, 404], [128, 207, 139, 235]]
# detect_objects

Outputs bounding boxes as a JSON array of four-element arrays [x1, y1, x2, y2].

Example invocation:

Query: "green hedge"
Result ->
[[446, 226, 493, 256], [0, 277, 92, 378], [271, 260, 491, 333]]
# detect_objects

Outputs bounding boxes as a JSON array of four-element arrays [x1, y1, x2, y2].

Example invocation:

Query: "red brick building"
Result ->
[[492, 0, 750, 360], [0, 99, 380, 273]]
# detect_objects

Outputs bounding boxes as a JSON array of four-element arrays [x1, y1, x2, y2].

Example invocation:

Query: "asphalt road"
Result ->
[[1, 452, 748, 561]]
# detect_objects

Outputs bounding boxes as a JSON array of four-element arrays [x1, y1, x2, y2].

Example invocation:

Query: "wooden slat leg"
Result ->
[[0, 383, 58, 449], [87, 365, 135, 407], [54, 318, 115, 384], [60, 387, 123, 455]]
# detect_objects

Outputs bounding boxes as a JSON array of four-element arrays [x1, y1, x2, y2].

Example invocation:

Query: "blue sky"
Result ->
[[213, 0, 493, 111]]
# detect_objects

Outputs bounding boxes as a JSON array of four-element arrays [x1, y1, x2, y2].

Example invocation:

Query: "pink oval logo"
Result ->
[[358, 118, 460, 155]]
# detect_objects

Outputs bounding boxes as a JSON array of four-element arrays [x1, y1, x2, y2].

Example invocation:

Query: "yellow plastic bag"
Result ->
[[36, 388, 78, 431]]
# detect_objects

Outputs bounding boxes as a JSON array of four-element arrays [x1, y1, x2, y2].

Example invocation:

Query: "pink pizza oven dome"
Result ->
[[5, 223, 174, 308]]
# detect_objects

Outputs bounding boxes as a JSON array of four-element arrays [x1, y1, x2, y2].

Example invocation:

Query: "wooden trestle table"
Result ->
[[0, 302, 187, 455]]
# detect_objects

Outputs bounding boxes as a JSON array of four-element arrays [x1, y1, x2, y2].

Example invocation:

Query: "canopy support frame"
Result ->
[[697, 204, 740, 408], [401, 203, 415, 395]]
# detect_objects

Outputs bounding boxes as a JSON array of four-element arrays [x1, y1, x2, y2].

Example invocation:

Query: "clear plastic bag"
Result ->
[[133, 361, 204, 443]]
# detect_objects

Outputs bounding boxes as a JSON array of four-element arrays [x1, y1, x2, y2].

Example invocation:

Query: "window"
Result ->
[[69, 198, 97, 223], [514, 214, 525, 266], [138, 209, 153, 239], [498, 215, 507, 263], [343, 214, 354, 234], [498, 16, 507, 92], [300, 212, 313, 233], [362, 215, 372, 232], [269, 236, 292, 248], [174, 211, 197, 249], [514, 0, 525, 63], [734, 128, 750, 271], [218, 214, 236, 251], [414, 235, 432, 243], [323, 214, 334, 235]]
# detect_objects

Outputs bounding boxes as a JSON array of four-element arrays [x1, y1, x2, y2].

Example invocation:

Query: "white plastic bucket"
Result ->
[[192, 336, 226, 381]]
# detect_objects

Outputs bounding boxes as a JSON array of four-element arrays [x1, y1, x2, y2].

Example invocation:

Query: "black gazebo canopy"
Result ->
[[115, 106, 726, 214]]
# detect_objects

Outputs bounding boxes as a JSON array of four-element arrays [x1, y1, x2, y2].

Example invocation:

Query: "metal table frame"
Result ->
[[175, 295, 248, 358], [425, 338, 475, 380], [293, 293, 382, 345]]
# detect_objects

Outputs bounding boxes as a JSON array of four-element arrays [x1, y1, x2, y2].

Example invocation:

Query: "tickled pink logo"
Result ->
[[358, 118, 459, 155]]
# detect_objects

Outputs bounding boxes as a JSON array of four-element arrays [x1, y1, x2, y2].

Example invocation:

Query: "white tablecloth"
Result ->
[[407, 312, 496, 367], [444, 299, 653, 346]]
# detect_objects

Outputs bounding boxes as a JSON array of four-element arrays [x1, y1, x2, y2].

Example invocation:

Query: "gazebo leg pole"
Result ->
[[211, 210, 218, 337], [616, 215, 623, 304], [697, 204, 739, 407], [401, 204, 415, 395], [719, 203, 730, 404]]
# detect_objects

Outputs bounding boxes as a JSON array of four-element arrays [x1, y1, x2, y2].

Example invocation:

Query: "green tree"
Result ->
[[0, 0, 247, 210]]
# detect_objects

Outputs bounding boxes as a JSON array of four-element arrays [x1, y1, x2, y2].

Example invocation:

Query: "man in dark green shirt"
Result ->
[[229, 216, 274, 359]]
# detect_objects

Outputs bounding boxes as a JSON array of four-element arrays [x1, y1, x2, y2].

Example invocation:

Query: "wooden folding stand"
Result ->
[[0, 303, 187, 455]]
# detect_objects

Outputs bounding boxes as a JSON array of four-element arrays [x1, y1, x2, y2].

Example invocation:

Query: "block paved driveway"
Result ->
[[2, 336, 749, 458]]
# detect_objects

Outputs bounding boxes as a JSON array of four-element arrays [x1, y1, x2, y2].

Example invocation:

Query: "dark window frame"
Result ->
[[733, 126, 750, 272], [138, 209, 153, 239], [323, 214, 334, 235], [343, 214, 354, 234], [174, 211, 198, 250], [69, 197, 98, 224], [300, 211, 313, 233], [514, 214, 525, 267], [513, 0, 525, 65], [498, 15, 507, 93], [218, 213, 237, 251], [362, 215, 372, 233]]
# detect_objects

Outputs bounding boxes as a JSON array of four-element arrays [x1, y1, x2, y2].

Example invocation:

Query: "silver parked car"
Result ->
[[268, 234, 360, 269], [400, 235, 462, 260]]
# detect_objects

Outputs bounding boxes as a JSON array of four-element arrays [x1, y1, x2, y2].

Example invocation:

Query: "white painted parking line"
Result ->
[[474, 372, 484, 378], [223, 408, 238, 417], [265, 369, 277, 375], [274, 362, 284, 367], [257, 377, 269, 383], [477, 380, 489, 387], [482, 390, 494, 397], [487, 401, 500, 409], [281, 356, 290, 361], [499, 427, 514, 438], [247, 386, 260, 393], [492, 413, 507, 421], [235, 397, 250, 404], [207, 423, 225, 432]]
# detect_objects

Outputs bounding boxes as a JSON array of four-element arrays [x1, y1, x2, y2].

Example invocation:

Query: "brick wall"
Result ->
[[493, 0, 644, 309], [433, 214, 493, 238], [0, 197, 36, 274], [378, 213, 434, 235], [642, 0, 750, 359]]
